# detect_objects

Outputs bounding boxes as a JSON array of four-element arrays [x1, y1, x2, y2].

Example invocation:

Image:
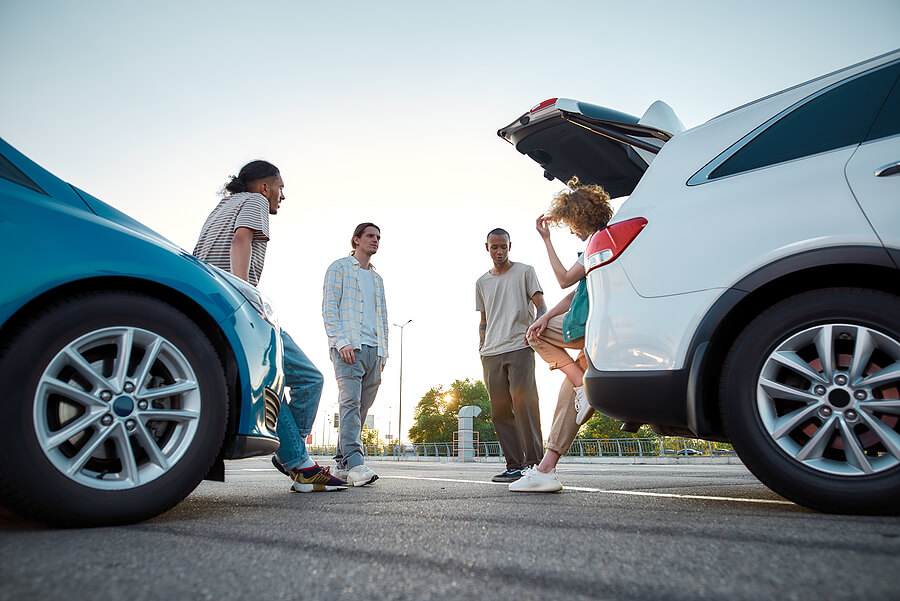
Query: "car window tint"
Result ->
[[865, 71, 900, 141], [0, 152, 47, 195], [711, 62, 900, 179]]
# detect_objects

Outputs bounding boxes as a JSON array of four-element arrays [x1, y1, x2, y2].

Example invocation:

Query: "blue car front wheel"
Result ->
[[0, 291, 229, 527]]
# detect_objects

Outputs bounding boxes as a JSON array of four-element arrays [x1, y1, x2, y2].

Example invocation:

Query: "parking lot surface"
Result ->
[[1, 458, 898, 601]]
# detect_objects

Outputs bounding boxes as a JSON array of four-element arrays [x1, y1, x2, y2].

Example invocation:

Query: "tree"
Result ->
[[361, 427, 381, 446], [577, 411, 655, 439], [408, 378, 496, 443]]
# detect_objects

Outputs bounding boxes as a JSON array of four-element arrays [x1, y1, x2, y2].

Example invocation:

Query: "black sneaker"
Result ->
[[492, 469, 523, 483], [271, 455, 288, 476]]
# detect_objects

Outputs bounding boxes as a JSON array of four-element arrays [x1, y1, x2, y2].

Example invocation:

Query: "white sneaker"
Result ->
[[336, 467, 350, 481], [347, 464, 379, 487], [574, 386, 594, 425], [509, 467, 562, 492]]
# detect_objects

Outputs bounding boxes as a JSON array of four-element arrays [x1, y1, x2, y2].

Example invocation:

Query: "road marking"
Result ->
[[381, 475, 794, 506]]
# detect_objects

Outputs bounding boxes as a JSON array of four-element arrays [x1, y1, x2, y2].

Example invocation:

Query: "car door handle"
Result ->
[[874, 161, 900, 177]]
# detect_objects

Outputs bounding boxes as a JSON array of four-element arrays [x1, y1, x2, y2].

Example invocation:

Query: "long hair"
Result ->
[[223, 160, 280, 195], [545, 177, 613, 239]]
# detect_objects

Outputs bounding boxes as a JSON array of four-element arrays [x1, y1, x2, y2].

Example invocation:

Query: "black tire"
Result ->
[[721, 288, 900, 514], [0, 292, 228, 527]]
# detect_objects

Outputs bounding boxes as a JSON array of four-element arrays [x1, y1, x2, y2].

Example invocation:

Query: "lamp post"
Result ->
[[393, 319, 411, 460]]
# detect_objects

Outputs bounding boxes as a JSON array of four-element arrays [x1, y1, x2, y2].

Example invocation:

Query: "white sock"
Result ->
[[297, 458, 317, 470]]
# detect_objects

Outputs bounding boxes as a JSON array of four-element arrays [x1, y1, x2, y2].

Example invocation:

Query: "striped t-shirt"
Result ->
[[192, 192, 270, 286]]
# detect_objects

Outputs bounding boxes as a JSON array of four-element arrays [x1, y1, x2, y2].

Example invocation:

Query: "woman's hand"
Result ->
[[525, 313, 550, 342], [535, 214, 551, 240]]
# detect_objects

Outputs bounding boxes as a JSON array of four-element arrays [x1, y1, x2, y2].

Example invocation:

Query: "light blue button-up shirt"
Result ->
[[322, 255, 389, 361]]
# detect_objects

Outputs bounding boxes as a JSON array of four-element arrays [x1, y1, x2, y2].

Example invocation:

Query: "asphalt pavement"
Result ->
[[1, 458, 898, 601]]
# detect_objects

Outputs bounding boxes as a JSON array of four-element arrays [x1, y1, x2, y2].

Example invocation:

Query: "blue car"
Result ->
[[0, 137, 283, 527]]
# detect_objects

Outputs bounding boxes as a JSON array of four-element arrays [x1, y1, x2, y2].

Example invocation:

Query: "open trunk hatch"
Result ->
[[498, 98, 681, 198]]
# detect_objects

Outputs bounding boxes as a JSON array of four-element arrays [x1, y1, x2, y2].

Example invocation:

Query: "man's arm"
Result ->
[[532, 291, 547, 319], [322, 262, 355, 364], [478, 311, 487, 351], [230, 227, 254, 282]]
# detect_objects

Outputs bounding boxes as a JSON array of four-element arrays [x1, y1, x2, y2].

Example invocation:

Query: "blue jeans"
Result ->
[[332, 345, 382, 469], [275, 330, 324, 470]]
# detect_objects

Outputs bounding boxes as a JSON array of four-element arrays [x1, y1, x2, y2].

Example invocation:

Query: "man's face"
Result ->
[[485, 234, 510, 267], [354, 226, 381, 256], [262, 175, 285, 215]]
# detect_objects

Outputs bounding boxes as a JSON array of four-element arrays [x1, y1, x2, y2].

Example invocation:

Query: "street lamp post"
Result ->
[[393, 319, 411, 460]]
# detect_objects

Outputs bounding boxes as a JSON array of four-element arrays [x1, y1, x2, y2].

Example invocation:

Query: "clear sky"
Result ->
[[2, 1, 898, 445]]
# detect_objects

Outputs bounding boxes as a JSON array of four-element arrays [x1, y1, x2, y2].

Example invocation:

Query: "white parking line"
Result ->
[[381, 475, 794, 506]]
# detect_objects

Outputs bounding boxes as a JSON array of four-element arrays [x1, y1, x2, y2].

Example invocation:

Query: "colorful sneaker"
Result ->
[[574, 386, 594, 425], [491, 469, 523, 483], [509, 467, 562, 492], [291, 465, 348, 493], [346, 464, 378, 487]]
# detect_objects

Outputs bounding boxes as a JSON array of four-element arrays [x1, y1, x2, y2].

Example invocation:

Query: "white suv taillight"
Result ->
[[584, 217, 648, 274]]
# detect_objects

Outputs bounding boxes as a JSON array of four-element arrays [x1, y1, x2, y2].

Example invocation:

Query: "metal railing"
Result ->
[[308, 437, 734, 460]]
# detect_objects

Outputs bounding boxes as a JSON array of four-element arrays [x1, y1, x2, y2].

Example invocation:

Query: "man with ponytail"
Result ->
[[194, 160, 348, 493]]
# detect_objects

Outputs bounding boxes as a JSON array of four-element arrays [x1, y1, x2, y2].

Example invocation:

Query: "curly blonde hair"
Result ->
[[545, 177, 613, 239]]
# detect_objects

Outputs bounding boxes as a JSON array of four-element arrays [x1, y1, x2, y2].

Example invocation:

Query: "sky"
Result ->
[[2, 1, 898, 446]]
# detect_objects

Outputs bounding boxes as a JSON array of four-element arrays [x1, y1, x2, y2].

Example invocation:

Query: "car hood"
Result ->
[[498, 98, 684, 198], [72, 186, 185, 253]]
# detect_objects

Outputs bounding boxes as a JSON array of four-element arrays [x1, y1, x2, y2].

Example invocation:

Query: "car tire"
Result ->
[[0, 291, 228, 527], [720, 288, 900, 514]]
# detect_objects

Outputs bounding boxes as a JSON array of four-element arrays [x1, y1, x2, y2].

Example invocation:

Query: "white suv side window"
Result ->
[[708, 62, 900, 180]]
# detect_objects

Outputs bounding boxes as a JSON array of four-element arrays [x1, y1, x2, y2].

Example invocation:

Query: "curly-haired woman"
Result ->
[[510, 178, 613, 492]]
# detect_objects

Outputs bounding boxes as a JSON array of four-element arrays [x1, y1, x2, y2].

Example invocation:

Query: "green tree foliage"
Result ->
[[361, 427, 381, 446], [577, 411, 655, 439], [408, 379, 496, 443]]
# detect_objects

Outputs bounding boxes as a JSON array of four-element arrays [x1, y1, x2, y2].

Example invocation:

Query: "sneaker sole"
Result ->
[[509, 483, 563, 493], [291, 483, 348, 493], [491, 476, 521, 483], [349, 474, 379, 487]]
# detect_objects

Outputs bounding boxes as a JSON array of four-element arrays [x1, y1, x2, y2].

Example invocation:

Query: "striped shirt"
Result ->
[[192, 193, 270, 286], [322, 255, 389, 360]]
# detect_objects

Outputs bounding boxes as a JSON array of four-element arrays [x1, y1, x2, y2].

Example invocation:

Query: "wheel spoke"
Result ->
[[771, 404, 823, 440], [858, 411, 900, 459], [109, 425, 139, 485], [140, 408, 200, 423], [848, 327, 876, 385], [770, 351, 828, 384], [64, 348, 112, 391], [837, 418, 874, 474], [42, 411, 105, 450], [814, 325, 835, 381], [795, 416, 837, 462], [65, 424, 114, 476], [138, 380, 198, 401], [859, 363, 900, 388], [759, 377, 820, 404], [112, 328, 135, 390], [861, 399, 900, 415], [131, 422, 170, 472], [131, 337, 163, 394], [39, 378, 108, 410]]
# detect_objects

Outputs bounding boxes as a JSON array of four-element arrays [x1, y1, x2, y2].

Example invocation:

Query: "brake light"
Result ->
[[584, 217, 648, 274], [530, 98, 558, 113]]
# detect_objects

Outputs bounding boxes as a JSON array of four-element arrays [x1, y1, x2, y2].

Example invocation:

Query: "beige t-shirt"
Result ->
[[475, 262, 542, 357]]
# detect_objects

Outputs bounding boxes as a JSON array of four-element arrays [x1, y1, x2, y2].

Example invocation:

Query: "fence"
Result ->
[[308, 437, 735, 460]]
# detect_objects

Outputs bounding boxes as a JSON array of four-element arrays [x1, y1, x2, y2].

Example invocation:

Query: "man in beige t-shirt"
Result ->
[[476, 228, 546, 482]]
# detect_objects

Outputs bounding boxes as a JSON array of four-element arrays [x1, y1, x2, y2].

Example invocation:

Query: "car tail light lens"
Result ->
[[584, 217, 648, 274], [530, 98, 558, 113]]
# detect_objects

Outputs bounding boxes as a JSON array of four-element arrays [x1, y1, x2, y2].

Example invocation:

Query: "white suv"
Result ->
[[499, 49, 900, 513]]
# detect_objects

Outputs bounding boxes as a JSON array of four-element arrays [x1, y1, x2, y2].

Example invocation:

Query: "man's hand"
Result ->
[[339, 344, 356, 365], [535, 214, 551, 240]]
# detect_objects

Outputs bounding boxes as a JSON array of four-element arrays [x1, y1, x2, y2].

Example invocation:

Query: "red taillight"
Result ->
[[584, 217, 648, 274], [530, 98, 558, 113]]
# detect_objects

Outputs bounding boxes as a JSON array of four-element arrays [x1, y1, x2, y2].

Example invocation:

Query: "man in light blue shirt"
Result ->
[[323, 223, 389, 486]]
